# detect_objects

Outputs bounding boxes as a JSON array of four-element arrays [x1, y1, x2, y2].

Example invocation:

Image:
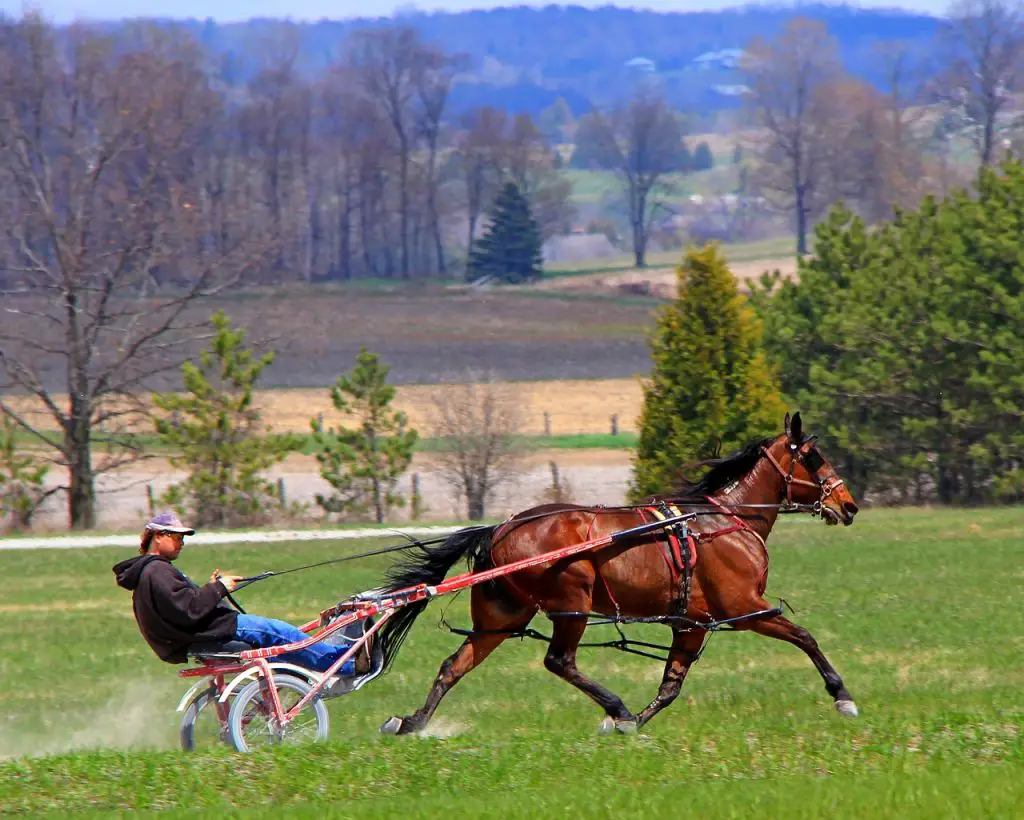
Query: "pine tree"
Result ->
[[0, 414, 51, 531], [754, 158, 1024, 504], [692, 141, 715, 171], [152, 311, 302, 528], [630, 243, 786, 500], [311, 348, 419, 523], [467, 182, 544, 284]]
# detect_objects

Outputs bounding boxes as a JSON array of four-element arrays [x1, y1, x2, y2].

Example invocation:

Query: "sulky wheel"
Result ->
[[227, 672, 330, 753], [180, 687, 232, 752]]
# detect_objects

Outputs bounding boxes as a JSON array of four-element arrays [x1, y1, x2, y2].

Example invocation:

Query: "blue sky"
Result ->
[[3, 0, 949, 22]]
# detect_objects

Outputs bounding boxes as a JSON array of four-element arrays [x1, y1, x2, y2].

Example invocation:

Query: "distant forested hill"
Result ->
[[130, 3, 943, 116]]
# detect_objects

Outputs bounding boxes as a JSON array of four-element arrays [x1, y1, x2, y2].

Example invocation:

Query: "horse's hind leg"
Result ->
[[381, 587, 535, 736], [748, 612, 858, 717], [635, 629, 707, 728], [543, 615, 637, 734]]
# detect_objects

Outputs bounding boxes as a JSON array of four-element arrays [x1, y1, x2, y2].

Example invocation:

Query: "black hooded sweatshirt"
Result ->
[[112, 554, 238, 664]]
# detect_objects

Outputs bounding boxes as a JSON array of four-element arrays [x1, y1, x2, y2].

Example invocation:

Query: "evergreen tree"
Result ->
[[152, 311, 301, 528], [0, 414, 52, 531], [692, 141, 715, 171], [467, 182, 544, 284], [630, 243, 786, 499], [754, 159, 1024, 504], [311, 348, 419, 523]]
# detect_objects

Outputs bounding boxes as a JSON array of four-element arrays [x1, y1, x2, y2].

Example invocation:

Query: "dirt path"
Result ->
[[526, 257, 798, 300]]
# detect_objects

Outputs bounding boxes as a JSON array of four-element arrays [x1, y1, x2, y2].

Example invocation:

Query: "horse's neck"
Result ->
[[708, 454, 785, 542]]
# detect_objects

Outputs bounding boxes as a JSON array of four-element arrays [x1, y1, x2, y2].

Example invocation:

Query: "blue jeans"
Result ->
[[234, 614, 356, 675]]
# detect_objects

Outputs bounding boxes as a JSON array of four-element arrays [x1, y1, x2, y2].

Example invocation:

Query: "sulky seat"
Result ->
[[186, 639, 255, 659]]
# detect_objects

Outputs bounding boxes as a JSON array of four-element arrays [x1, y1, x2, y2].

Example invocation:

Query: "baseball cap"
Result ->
[[145, 512, 196, 536]]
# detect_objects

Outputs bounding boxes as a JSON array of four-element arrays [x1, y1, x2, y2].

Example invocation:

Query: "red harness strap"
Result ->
[[699, 495, 767, 550], [643, 505, 697, 576]]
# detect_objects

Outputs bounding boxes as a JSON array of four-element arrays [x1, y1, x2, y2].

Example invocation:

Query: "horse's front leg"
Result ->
[[635, 629, 707, 728], [747, 611, 858, 717]]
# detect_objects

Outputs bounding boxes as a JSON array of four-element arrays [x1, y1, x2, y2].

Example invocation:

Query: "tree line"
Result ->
[[0, 312, 528, 531], [0, 13, 573, 291], [7, 159, 1024, 528], [2, 4, 1019, 285], [632, 157, 1024, 507], [3, 2, 1023, 528], [742, 1, 1024, 254]]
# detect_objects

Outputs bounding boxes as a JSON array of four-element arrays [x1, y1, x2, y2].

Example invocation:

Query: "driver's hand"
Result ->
[[211, 570, 244, 592]]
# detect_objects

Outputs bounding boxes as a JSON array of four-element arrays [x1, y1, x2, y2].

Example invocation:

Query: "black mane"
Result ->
[[652, 437, 777, 504]]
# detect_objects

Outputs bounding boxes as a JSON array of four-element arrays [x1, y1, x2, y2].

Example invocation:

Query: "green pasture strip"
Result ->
[[51, 760, 1024, 819], [1, 507, 1022, 814], [10, 430, 641, 456]]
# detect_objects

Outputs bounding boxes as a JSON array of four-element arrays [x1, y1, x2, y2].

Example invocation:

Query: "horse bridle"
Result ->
[[760, 436, 847, 516]]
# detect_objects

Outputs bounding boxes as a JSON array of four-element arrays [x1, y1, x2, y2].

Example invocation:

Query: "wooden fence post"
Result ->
[[411, 473, 423, 521]]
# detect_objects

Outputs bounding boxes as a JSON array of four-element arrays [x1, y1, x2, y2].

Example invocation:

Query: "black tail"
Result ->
[[375, 524, 496, 674]]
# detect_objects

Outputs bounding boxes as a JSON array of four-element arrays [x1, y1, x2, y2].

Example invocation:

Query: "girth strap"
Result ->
[[645, 503, 695, 617]]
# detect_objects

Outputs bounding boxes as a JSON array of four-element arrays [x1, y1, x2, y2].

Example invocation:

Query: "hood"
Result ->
[[113, 554, 165, 591]]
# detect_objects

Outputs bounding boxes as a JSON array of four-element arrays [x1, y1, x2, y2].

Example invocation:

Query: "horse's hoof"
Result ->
[[380, 716, 403, 735], [598, 716, 638, 735], [835, 699, 859, 718]]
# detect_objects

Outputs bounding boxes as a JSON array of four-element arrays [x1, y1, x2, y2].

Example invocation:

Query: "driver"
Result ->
[[113, 512, 364, 674]]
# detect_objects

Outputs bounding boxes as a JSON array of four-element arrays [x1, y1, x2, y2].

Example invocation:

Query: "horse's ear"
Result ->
[[784, 412, 791, 437], [791, 411, 803, 442]]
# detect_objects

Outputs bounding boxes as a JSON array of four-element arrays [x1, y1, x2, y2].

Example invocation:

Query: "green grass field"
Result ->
[[1, 507, 1022, 816], [563, 160, 740, 205]]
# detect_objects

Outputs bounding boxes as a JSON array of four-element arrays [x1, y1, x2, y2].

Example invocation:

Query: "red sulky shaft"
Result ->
[[430, 512, 697, 596]]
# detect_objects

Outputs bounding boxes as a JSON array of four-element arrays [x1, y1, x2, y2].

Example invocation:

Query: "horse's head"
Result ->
[[763, 412, 859, 526]]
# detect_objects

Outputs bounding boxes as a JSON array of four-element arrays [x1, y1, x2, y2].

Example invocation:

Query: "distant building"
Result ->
[[691, 49, 749, 71]]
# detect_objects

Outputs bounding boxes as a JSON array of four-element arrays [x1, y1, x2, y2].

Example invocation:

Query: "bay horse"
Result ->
[[376, 412, 860, 735]]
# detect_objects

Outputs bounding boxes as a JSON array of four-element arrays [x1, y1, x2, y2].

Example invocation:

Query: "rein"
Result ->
[[226, 529, 479, 591]]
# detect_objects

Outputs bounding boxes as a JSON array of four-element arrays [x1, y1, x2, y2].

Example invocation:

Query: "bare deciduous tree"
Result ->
[[0, 17, 275, 529], [348, 25, 454, 279], [416, 49, 467, 276], [585, 94, 685, 267], [832, 55, 929, 222], [741, 18, 848, 254], [427, 377, 524, 521], [503, 112, 575, 241], [456, 106, 508, 256], [934, 0, 1024, 166]]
